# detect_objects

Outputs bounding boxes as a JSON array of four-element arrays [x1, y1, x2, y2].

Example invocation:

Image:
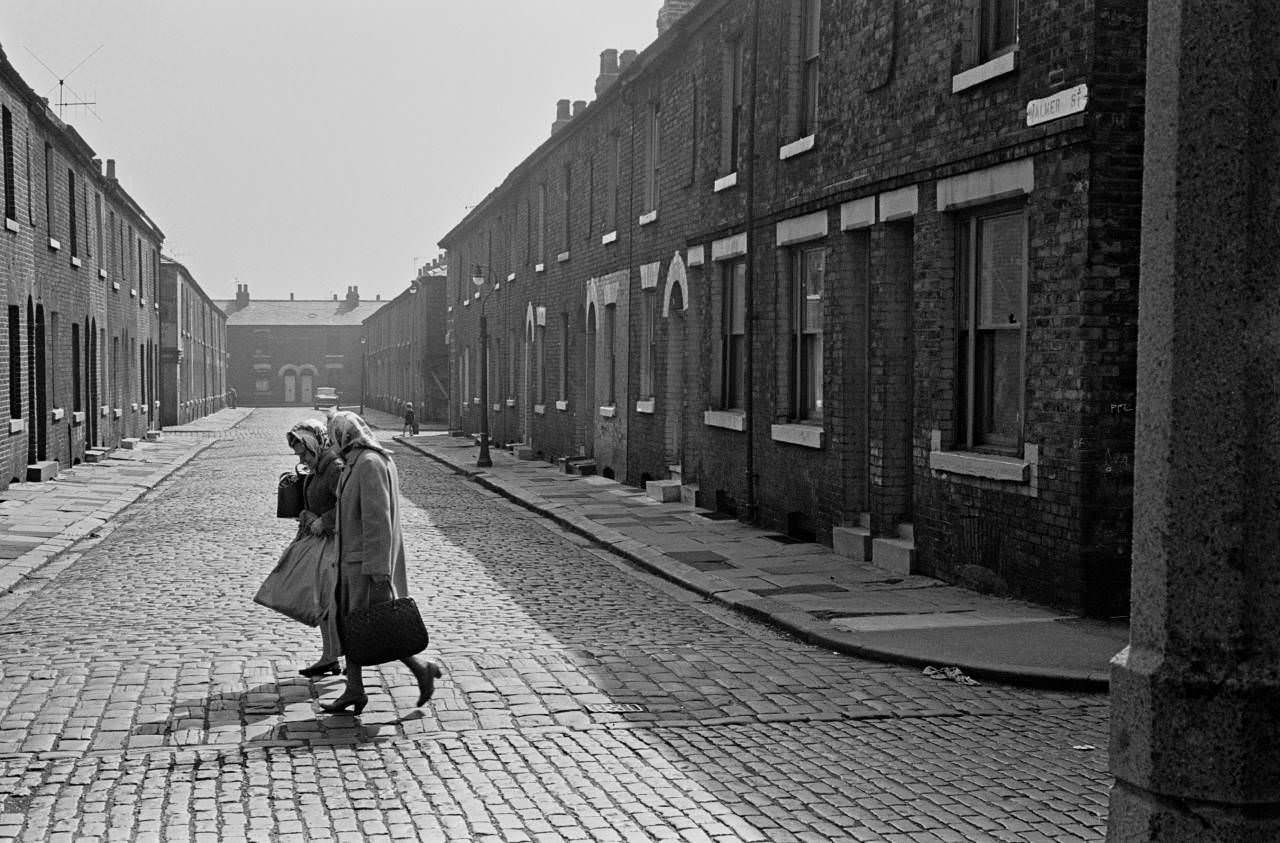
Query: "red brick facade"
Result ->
[[158, 258, 228, 426], [439, 0, 1146, 615], [363, 256, 450, 423], [0, 46, 165, 491]]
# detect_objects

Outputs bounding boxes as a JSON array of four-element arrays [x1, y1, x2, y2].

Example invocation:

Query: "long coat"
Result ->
[[296, 448, 343, 540], [334, 447, 408, 623]]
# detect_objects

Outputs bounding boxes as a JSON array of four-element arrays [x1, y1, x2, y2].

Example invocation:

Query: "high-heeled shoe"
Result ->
[[319, 691, 368, 716], [299, 660, 341, 678], [414, 661, 443, 707]]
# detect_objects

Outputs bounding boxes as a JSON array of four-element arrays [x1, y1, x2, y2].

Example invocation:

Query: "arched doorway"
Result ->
[[662, 253, 690, 472], [299, 366, 316, 405], [583, 303, 597, 459]]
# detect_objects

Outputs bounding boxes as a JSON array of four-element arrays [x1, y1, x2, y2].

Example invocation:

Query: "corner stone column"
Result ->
[[1108, 1, 1280, 840]]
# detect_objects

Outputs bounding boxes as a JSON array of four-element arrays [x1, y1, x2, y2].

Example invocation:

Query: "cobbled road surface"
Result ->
[[0, 409, 1111, 841]]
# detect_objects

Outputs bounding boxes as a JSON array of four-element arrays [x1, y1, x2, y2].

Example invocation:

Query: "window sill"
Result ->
[[770, 422, 823, 449], [535, 263, 546, 273], [99, 268, 108, 279], [779, 134, 816, 160], [71, 411, 84, 425], [599, 405, 617, 419], [555, 400, 569, 412], [130, 403, 139, 412], [638, 210, 658, 226], [952, 50, 1017, 94], [471, 397, 480, 405], [929, 449, 1028, 482], [601, 230, 618, 245], [462, 298, 471, 307], [9, 418, 23, 434], [534, 404, 546, 415], [48, 237, 61, 251], [70, 256, 82, 268], [100, 405, 110, 417], [507, 272, 517, 282], [5, 218, 18, 233], [112, 408, 122, 419], [703, 409, 746, 432], [557, 251, 570, 263], [130, 288, 137, 298], [112, 282, 121, 292], [505, 398, 516, 408], [635, 398, 655, 415], [713, 172, 738, 193], [51, 407, 65, 422], [492, 403, 503, 412]]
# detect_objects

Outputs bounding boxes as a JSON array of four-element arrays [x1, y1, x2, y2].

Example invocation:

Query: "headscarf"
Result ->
[[327, 410, 390, 457], [286, 419, 329, 464]]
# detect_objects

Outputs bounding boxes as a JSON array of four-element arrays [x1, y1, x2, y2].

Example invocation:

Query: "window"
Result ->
[[67, 171, 78, 257], [43, 143, 52, 233], [2, 106, 13, 221], [640, 289, 657, 399], [720, 38, 746, 174], [71, 322, 81, 413], [979, 0, 1017, 63], [719, 258, 747, 410], [797, 0, 821, 137], [956, 205, 1026, 452], [23, 129, 32, 224], [687, 84, 699, 186], [559, 313, 569, 401], [606, 133, 620, 232], [790, 246, 824, 420], [535, 184, 546, 264], [586, 158, 594, 242], [536, 324, 546, 405], [562, 163, 572, 250], [643, 100, 661, 212], [7, 305, 19, 418], [604, 304, 618, 405]]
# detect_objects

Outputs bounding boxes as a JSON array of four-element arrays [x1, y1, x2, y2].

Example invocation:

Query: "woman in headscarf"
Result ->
[[285, 419, 345, 677], [320, 411, 441, 715]]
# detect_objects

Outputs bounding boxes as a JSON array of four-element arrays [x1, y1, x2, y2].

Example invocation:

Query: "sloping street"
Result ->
[[0, 409, 1109, 841]]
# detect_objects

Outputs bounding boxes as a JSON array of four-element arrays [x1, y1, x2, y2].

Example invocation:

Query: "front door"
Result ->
[[283, 373, 297, 403], [300, 372, 314, 404]]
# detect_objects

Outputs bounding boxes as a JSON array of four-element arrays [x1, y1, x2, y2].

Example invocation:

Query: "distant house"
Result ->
[[159, 257, 228, 426], [362, 255, 450, 423], [214, 285, 387, 408]]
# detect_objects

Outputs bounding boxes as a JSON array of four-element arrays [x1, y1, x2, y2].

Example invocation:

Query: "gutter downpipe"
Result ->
[[744, 0, 762, 522]]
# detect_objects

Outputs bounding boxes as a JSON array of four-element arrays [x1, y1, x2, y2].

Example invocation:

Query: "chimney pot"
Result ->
[[552, 98, 573, 135], [620, 49, 638, 72], [106, 159, 117, 180], [595, 49, 621, 97], [572, 99, 587, 117]]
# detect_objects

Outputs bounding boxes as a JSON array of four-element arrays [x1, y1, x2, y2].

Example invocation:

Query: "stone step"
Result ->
[[897, 522, 915, 542], [645, 479, 681, 503], [871, 536, 916, 575], [26, 460, 59, 482], [84, 448, 112, 463], [513, 445, 535, 460], [567, 459, 596, 477], [119, 437, 141, 450], [145, 430, 162, 442], [667, 464, 683, 484], [681, 483, 701, 507], [833, 526, 873, 562]]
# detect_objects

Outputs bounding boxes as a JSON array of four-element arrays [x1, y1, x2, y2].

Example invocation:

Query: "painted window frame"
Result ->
[[790, 244, 825, 421]]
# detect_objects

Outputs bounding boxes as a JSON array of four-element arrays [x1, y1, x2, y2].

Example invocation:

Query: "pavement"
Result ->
[[0, 405, 1128, 692]]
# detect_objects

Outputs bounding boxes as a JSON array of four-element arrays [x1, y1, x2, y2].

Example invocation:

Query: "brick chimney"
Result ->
[[346, 285, 360, 305], [572, 99, 587, 118], [619, 49, 638, 73], [105, 159, 117, 181], [595, 49, 620, 97], [235, 283, 249, 307], [657, 0, 695, 35], [551, 98, 572, 135]]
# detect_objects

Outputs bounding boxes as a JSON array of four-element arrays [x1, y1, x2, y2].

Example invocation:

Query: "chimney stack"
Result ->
[[572, 99, 587, 118], [619, 49, 638, 73], [551, 98, 573, 135], [656, 0, 696, 35], [595, 49, 620, 97], [235, 283, 249, 307], [106, 159, 117, 181], [346, 285, 360, 305]]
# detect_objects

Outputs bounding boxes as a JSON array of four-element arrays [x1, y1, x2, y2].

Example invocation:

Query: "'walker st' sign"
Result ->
[[1026, 84, 1089, 127]]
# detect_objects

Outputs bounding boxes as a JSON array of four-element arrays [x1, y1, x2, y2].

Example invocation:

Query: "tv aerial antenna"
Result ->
[[24, 45, 103, 120]]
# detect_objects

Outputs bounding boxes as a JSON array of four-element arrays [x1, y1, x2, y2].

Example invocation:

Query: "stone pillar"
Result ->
[[1108, 1, 1280, 840]]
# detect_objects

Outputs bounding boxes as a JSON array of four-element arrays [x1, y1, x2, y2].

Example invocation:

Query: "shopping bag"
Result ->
[[276, 471, 305, 518], [253, 533, 336, 626]]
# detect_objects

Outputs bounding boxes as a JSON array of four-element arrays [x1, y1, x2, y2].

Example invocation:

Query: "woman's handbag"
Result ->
[[343, 594, 429, 666], [276, 469, 305, 518], [253, 533, 336, 626]]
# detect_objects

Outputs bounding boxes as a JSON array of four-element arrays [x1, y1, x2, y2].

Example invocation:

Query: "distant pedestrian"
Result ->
[[320, 411, 441, 716], [227, 387, 237, 409], [285, 420, 345, 677], [402, 401, 417, 436]]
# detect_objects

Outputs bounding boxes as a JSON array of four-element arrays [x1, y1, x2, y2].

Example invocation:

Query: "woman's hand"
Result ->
[[369, 574, 394, 604], [308, 517, 327, 536]]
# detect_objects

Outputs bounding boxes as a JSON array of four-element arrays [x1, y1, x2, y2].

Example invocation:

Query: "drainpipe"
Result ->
[[743, 0, 762, 522]]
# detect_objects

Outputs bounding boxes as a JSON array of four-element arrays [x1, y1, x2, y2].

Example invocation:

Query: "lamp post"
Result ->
[[471, 265, 492, 468], [359, 335, 367, 416]]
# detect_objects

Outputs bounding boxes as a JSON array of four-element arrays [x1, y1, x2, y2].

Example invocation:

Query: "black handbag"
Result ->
[[276, 470, 305, 518], [343, 596, 429, 666]]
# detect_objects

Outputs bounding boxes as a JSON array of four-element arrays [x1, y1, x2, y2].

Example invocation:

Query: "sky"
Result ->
[[0, 1, 659, 303]]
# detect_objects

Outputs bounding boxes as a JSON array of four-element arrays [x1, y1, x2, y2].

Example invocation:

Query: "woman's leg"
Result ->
[[403, 656, 442, 706]]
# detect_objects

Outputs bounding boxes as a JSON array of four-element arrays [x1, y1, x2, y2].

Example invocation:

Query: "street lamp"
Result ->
[[471, 264, 492, 468], [359, 335, 367, 416]]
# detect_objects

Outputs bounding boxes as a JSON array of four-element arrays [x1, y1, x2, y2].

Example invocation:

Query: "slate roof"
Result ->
[[214, 298, 388, 327]]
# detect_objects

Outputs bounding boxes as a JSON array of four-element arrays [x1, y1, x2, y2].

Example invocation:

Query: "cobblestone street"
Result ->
[[0, 410, 1111, 841]]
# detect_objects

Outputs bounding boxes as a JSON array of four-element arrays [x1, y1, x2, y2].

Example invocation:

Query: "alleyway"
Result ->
[[0, 409, 1109, 841]]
